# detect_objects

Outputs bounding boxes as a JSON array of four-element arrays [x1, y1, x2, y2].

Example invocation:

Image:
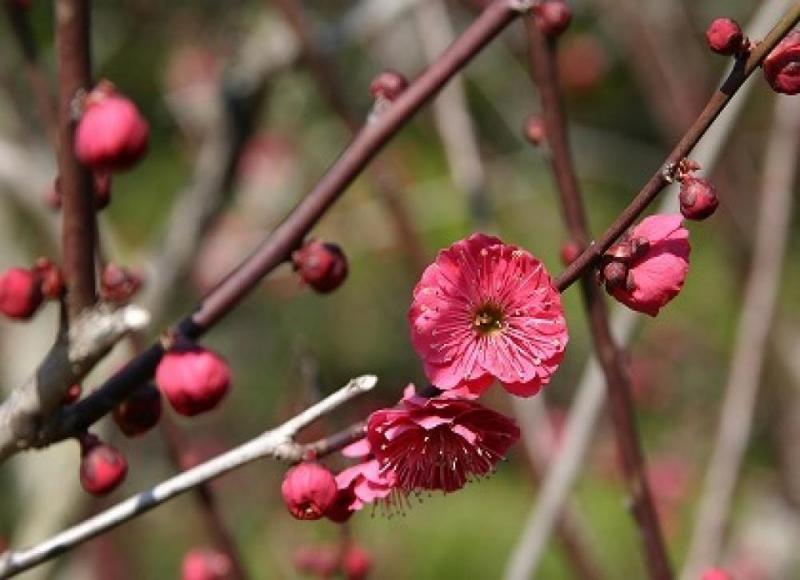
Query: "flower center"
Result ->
[[473, 303, 504, 335]]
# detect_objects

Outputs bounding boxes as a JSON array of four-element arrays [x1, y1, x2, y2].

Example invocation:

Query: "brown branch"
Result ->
[[26, 0, 522, 453], [523, 18, 671, 580], [552, 3, 800, 292], [3, 1, 59, 147], [55, 0, 97, 320]]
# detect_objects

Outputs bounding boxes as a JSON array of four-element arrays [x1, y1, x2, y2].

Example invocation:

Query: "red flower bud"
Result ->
[[181, 548, 232, 580], [763, 31, 800, 95], [62, 384, 82, 405], [100, 263, 142, 304], [33, 257, 64, 300], [0, 268, 43, 320], [342, 545, 372, 580], [79, 434, 128, 496], [679, 177, 719, 220], [369, 70, 408, 101], [535, 1, 572, 37], [281, 462, 337, 520], [156, 345, 231, 416], [701, 569, 731, 580], [324, 486, 357, 523], [523, 115, 546, 146], [292, 545, 339, 577], [113, 383, 162, 437], [559, 240, 581, 266], [705, 18, 744, 56], [292, 240, 349, 294], [75, 86, 149, 172]]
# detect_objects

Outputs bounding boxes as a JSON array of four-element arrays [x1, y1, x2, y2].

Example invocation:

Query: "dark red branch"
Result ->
[[525, 18, 672, 579], [55, 0, 97, 320]]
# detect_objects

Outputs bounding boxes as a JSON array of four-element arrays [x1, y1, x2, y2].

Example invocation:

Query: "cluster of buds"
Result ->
[[78, 433, 128, 496], [100, 263, 143, 304], [292, 240, 349, 294]]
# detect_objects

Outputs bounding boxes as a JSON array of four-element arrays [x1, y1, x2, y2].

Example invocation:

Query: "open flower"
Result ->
[[608, 214, 690, 317], [409, 233, 567, 398], [366, 385, 520, 493]]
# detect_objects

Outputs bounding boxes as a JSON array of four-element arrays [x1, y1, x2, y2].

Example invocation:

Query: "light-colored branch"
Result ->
[[0, 375, 377, 578], [0, 304, 150, 461], [679, 96, 800, 579], [502, 2, 794, 575]]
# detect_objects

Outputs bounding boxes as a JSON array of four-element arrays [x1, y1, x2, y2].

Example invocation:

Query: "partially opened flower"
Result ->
[[607, 214, 690, 317], [335, 457, 399, 513], [409, 233, 567, 398], [366, 385, 520, 493], [763, 30, 800, 95]]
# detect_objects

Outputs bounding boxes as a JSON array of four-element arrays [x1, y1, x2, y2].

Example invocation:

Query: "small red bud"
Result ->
[[155, 345, 231, 416], [342, 545, 372, 580], [113, 383, 162, 437], [181, 548, 232, 580], [292, 545, 339, 577], [75, 84, 149, 172], [763, 30, 800, 95], [324, 486, 357, 523], [679, 177, 719, 220], [33, 257, 64, 300], [535, 1, 572, 38], [559, 240, 581, 266], [0, 268, 43, 320], [602, 261, 628, 289], [705, 18, 744, 56], [93, 173, 113, 209], [369, 70, 408, 102], [62, 384, 82, 405], [281, 462, 337, 520], [523, 115, 546, 146], [100, 263, 142, 304], [79, 434, 128, 496], [292, 240, 349, 294]]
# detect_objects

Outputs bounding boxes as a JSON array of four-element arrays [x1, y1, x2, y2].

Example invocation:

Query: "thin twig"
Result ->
[[511, 18, 671, 580], [0, 376, 377, 578], [55, 0, 97, 321], [679, 96, 800, 580]]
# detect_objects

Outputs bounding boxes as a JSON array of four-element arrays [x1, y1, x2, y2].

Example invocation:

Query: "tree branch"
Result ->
[[55, 0, 97, 320], [0, 375, 377, 578]]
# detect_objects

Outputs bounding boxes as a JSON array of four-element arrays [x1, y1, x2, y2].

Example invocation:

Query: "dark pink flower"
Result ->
[[763, 31, 800, 95], [409, 233, 567, 397], [281, 462, 337, 520], [335, 458, 399, 512], [608, 215, 690, 317], [181, 548, 232, 580], [75, 86, 149, 172], [155, 345, 231, 416], [366, 385, 520, 493]]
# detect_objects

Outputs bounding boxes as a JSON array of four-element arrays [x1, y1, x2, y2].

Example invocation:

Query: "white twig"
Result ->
[[0, 304, 150, 461], [680, 96, 800, 579], [0, 375, 377, 579], [502, 2, 792, 577]]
